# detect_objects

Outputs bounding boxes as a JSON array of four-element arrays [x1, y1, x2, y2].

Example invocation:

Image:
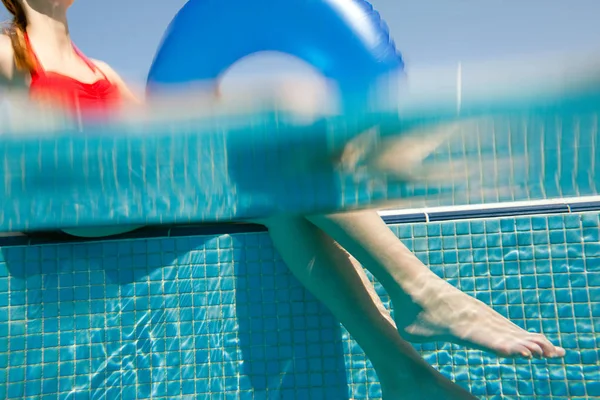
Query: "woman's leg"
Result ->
[[259, 216, 476, 399], [307, 210, 565, 359]]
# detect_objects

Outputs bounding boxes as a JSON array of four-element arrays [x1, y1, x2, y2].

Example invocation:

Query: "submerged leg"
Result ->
[[259, 216, 476, 399], [308, 210, 565, 359]]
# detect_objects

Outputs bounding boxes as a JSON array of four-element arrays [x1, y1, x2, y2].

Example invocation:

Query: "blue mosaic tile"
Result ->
[[0, 211, 598, 398]]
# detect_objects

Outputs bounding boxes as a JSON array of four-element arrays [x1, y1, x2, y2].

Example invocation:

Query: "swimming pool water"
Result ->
[[2, 109, 600, 233], [0, 209, 598, 399]]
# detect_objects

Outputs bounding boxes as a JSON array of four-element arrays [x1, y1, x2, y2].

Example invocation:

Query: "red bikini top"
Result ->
[[25, 33, 122, 119]]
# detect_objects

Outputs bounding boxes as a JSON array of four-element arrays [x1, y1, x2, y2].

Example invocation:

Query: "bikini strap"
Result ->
[[73, 45, 110, 81], [22, 32, 44, 77]]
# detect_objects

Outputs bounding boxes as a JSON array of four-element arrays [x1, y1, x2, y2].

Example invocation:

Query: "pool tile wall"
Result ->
[[0, 211, 598, 399]]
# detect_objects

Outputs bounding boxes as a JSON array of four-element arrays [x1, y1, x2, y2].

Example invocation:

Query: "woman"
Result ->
[[0, 1, 564, 399]]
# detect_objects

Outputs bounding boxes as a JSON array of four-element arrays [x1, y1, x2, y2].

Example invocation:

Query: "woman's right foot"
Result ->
[[391, 269, 565, 359]]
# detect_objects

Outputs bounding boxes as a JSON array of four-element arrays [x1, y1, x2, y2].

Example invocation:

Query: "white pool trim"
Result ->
[[378, 195, 600, 217]]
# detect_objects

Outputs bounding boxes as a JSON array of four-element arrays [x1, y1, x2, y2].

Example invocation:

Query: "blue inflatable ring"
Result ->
[[147, 0, 404, 111]]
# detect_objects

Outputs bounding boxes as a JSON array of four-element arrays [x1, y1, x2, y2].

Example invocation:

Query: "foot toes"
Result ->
[[494, 339, 532, 358], [522, 341, 544, 358], [527, 334, 565, 358], [554, 346, 566, 357], [515, 345, 533, 359]]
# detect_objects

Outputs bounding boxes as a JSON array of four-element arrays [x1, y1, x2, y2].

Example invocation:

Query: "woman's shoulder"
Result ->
[[0, 34, 13, 56], [0, 34, 15, 81]]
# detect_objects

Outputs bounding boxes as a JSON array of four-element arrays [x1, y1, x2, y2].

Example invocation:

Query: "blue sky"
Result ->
[[2, 0, 599, 86]]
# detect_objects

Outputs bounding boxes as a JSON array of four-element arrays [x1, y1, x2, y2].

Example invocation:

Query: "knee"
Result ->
[[309, 209, 379, 225]]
